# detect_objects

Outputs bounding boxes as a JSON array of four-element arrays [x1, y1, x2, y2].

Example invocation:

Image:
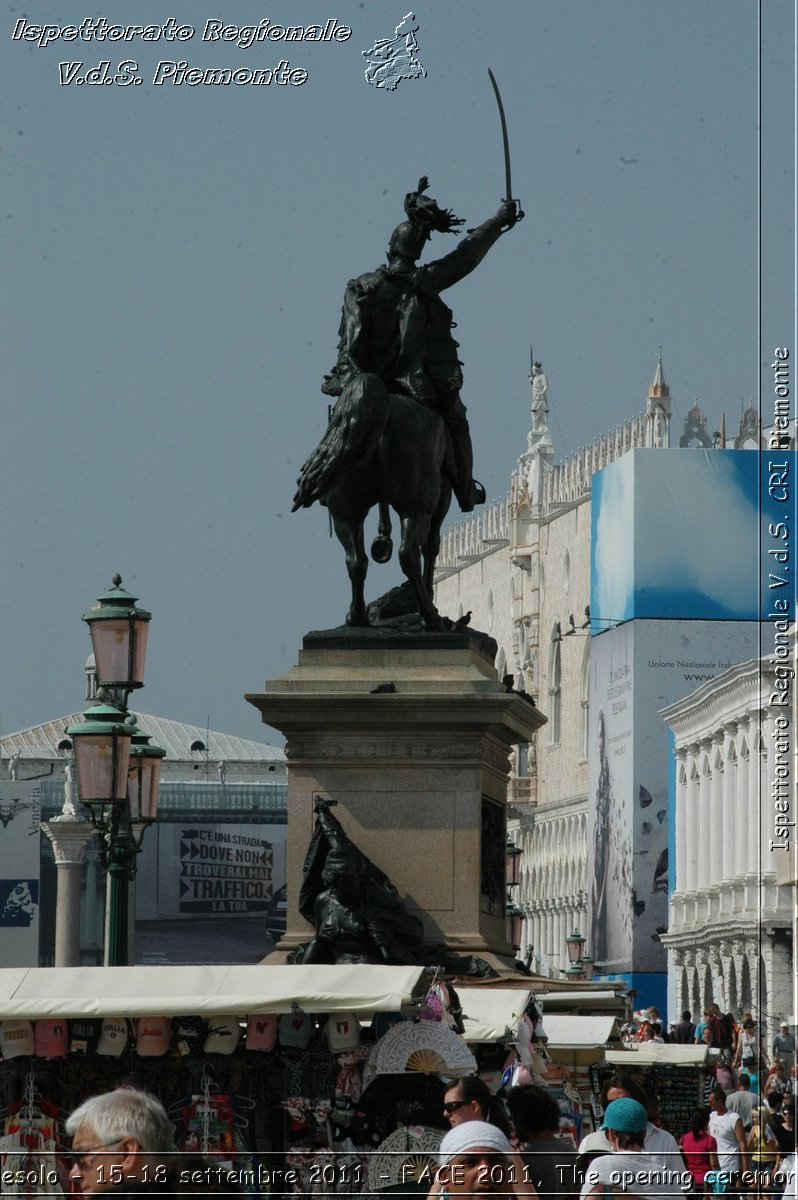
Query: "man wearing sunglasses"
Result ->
[[65, 1090, 175, 1194], [444, 1078, 512, 1135]]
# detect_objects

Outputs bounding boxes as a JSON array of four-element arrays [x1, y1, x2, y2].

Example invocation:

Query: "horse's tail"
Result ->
[[292, 373, 389, 511]]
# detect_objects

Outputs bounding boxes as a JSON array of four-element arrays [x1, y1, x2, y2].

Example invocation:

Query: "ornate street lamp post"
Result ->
[[66, 577, 164, 965], [565, 928, 587, 979]]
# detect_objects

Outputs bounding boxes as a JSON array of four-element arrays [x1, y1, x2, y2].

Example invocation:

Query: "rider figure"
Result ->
[[322, 179, 519, 512]]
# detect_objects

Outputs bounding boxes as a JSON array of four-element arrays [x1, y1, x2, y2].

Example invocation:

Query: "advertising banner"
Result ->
[[591, 450, 796, 626], [0, 783, 42, 965], [149, 823, 286, 918], [588, 621, 761, 975]]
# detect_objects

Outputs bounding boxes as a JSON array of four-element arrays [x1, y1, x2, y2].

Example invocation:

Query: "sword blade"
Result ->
[[488, 67, 513, 201]]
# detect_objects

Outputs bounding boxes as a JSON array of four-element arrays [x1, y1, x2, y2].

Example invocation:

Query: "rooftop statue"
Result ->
[[292, 177, 520, 631]]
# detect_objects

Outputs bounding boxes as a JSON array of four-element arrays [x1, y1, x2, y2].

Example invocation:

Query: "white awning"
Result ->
[[0, 964, 425, 1019], [458, 986, 535, 1042], [542, 1014, 618, 1049], [538, 990, 624, 1008], [606, 1044, 720, 1066]]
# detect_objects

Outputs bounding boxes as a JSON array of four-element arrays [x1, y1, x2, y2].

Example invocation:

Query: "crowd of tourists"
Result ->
[[436, 1068, 796, 1199], [64, 1059, 797, 1197]]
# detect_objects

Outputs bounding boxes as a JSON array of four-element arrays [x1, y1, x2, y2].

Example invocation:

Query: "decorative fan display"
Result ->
[[359, 1073, 445, 1118], [368, 1124, 443, 1190], [370, 1019, 477, 1078]]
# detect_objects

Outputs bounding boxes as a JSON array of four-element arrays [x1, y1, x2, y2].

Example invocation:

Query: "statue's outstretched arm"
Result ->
[[423, 201, 518, 292]]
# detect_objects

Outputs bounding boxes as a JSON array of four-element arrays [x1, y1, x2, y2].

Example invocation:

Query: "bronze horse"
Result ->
[[292, 371, 453, 630]]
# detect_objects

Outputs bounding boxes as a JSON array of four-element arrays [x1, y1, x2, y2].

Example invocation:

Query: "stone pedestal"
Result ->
[[247, 630, 545, 962]]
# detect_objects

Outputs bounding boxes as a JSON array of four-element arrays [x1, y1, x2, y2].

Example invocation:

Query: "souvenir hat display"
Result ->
[[33, 1019, 68, 1059], [136, 1016, 171, 1057], [279, 1007, 312, 1049], [204, 1016, 242, 1055], [171, 1015, 208, 1057], [370, 1010, 405, 1041], [68, 1018, 100, 1054], [245, 1014, 278, 1052], [0, 1020, 35, 1059], [96, 1018, 130, 1057], [325, 1010, 361, 1052]]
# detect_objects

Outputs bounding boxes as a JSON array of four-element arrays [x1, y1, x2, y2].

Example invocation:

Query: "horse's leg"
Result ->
[[332, 514, 370, 626], [423, 485, 452, 597], [371, 501, 393, 564], [398, 512, 443, 630]]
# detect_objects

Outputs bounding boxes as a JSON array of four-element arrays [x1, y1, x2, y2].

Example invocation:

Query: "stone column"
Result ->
[[764, 935, 793, 1042], [684, 745, 700, 894], [694, 947, 709, 1010], [721, 724, 738, 892], [718, 940, 734, 1011], [747, 712, 762, 877], [734, 727, 749, 879], [682, 949, 696, 1014], [708, 732, 725, 916], [41, 772, 95, 967], [731, 940, 748, 1014], [545, 907, 556, 974], [673, 749, 688, 896], [698, 742, 712, 891], [670, 947, 684, 1017]]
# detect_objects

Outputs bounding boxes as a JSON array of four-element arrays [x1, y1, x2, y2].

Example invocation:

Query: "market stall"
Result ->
[[0, 965, 437, 1197], [604, 1044, 721, 1136]]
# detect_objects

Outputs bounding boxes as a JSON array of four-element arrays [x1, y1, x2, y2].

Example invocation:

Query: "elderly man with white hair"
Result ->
[[65, 1089, 175, 1194], [437, 1120, 537, 1197]]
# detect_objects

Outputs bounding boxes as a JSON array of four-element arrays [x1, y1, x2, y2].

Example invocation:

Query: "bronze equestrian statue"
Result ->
[[293, 178, 519, 629]]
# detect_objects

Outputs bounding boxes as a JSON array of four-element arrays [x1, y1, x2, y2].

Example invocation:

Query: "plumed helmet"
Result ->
[[387, 177, 464, 262]]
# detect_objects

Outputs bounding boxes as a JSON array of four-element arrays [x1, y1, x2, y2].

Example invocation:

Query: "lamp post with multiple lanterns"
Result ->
[[66, 576, 164, 966]]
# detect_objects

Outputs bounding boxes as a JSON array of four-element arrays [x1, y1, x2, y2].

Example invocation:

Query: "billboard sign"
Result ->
[[0, 782, 41, 965]]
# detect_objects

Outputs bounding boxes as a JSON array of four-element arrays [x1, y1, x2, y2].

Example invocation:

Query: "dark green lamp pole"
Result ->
[[67, 577, 164, 966]]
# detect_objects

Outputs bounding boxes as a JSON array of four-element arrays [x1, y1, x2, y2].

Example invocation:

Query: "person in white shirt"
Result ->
[[577, 1076, 682, 1171], [708, 1086, 749, 1184], [579, 1098, 685, 1198], [773, 1151, 796, 1196]]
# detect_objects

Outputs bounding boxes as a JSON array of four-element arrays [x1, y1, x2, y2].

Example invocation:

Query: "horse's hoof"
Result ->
[[346, 612, 370, 628], [421, 614, 447, 632], [371, 535, 393, 564]]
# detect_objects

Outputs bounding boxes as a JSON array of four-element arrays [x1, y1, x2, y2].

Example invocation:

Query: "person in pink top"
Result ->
[[679, 1108, 718, 1194]]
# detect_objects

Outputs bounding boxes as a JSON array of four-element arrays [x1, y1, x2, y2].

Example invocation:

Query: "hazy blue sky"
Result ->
[[3, 1, 794, 745]]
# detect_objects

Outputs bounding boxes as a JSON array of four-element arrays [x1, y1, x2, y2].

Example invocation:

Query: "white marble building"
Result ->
[[435, 358, 671, 975], [660, 656, 796, 1041], [435, 358, 793, 1002]]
